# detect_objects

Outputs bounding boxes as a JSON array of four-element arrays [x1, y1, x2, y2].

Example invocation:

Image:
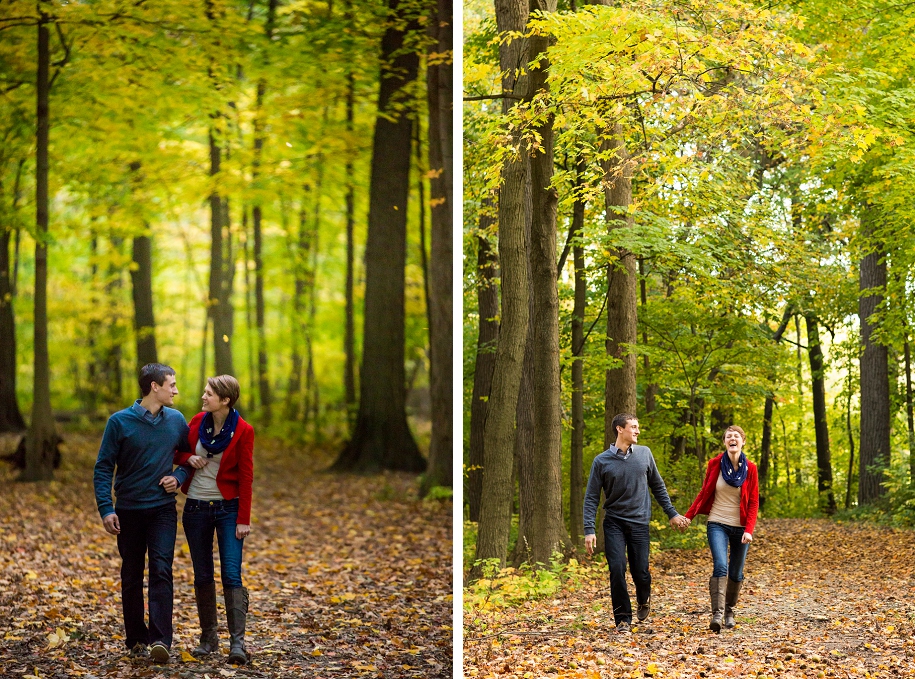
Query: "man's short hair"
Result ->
[[139, 363, 176, 396], [207, 374, 240, 410], [724, 425, 746, 442], [612, 412, 638, 435]]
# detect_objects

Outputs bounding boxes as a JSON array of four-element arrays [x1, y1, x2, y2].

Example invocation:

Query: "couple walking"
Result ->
[[93, 363, 255, 664], [584, 413, 759, 633]]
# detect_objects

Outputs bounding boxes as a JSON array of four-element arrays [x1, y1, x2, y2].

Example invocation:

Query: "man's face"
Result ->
[[152, 374, 178, 407], [617, 419, 639, 446]]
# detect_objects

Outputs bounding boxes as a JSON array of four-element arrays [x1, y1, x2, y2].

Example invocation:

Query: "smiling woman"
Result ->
[[685, 425, 760, 632]]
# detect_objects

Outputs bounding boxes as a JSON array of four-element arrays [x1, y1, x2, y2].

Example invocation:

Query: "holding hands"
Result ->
[[670, 515, 691, 532]]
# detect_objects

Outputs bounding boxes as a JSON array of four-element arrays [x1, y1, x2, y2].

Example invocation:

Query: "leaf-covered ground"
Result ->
[[0, 433, 452, 679], [465, 518, 915, 679]]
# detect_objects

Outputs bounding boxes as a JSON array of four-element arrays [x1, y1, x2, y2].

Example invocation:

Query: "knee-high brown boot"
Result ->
[[724, 578, 743, 629], [191, 582, 220, 657], [709, 576, 726, 632], [225, 587, 249, 665]]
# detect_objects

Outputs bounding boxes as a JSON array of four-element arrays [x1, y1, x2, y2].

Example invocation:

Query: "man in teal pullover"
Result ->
[[94, 363, 190, 663]]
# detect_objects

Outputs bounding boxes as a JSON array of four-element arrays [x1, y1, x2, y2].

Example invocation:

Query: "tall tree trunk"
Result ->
[[467, 226, 498, 522], [474, 0, 530, 573], [332, 0, 424, 472], [0, 161, 26, 431], [421, 0, 453, 493], [905, 331, 915, 483], [858, 226, 890, 504], [343, 69, 358, 424], [104, 237, 125, 408], [285, 197, 310, 421], [519, 0, 568, 565], [845, 373, 856, 509], [805, 312, 836, 515], [130, 231, 158, 369], [601, 126, 638, 443], [510, 322, 535, 566], [208, 131, 235, 377], [569, 161, 586, 548], [22, 15, 57, 481]]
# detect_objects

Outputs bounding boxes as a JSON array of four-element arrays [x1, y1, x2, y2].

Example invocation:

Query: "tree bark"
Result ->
[[759, 306, 792, 489], [208, 132, 235, 377], [344, 69, 358, 424], [858, 228, 890, 504], [331, 0, 424, 473], [130, 231, 158, 369], [467, 225, 499, 522], [421, 0, 453, 494], [601, 126, 638, 444], [569, 161, 586, 548], [0, 186, 25, 432], [905, 331, 915, 483], [22, 15, 58, 481], [474, 0, 530, 572], [805, 312, 836, 515]]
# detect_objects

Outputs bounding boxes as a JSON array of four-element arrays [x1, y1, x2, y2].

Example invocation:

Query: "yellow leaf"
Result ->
[[180, 650, 199, 662], [311, 648, 323, 656], [646, 662, 659, 675]]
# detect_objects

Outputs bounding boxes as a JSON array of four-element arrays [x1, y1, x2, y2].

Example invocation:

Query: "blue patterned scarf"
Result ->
[[720, 452, 748, 488], [199, 408, 239, 458]]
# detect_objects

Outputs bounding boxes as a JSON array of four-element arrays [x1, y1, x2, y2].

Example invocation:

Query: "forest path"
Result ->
[[0, 433, 452, 679], [465, 518, 915, 679]]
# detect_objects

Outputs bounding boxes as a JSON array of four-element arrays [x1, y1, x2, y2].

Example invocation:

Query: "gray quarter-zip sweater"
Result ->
[[583, 444, 679, 534]]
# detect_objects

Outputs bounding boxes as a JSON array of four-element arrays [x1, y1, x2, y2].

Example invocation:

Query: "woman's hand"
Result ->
[[188, 455, 208, 469], [741, 532, 753, 544], [236, 523, 250, 540]]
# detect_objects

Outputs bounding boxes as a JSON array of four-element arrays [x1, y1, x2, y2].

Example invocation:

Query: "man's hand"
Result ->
[[159, 475, 179, 493], [584, 534, 597, 555], [188, 455, 208, 469], [741, 532, 753, 544], [102, 513, 120, 535], [236, 523, 250, 540]]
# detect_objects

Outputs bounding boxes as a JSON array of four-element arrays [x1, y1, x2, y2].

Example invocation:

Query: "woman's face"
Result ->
[[201, 385, 229, 413], [724, 429, 744, 455]]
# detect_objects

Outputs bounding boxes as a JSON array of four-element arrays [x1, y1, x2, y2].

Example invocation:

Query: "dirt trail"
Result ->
[[0, 434, 452, 678], [465, 518, 915, 678]]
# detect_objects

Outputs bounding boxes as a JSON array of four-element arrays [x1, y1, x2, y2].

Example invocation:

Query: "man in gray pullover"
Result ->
[[584, 413, 689, 632]]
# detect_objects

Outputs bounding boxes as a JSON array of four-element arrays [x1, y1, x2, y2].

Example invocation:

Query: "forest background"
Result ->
[[0, 0, 453, 492], [462, 0, 915, 575]]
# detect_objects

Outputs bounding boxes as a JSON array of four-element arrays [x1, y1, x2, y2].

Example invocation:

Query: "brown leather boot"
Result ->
[[724, 578, 743, 629], [709, 576, 726, 632], [225, 587, 249, 665], [191, 582, 219, 657]]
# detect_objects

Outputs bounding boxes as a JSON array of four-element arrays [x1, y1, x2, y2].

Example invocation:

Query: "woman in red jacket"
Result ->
[[175, 375, 254, 664], [684, 425, 759, 632]]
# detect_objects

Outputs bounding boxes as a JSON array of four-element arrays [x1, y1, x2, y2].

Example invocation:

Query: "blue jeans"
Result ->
[[182, 497, 245, 589], [115, 503, 177, 649], [603, 516, 651, 624], [707, 521, 749, 581]]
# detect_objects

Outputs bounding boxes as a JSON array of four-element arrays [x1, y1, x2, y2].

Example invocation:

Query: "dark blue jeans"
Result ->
[[182, 497, 245, 589], [115, 503, 177, 650], [603, 516, 651, 625], [707, 521, 749, 581]]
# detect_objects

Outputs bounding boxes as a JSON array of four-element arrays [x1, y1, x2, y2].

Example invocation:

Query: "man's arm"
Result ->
[[93, 418, 120, 522], [583, 458, 604, 553], [645, 451, 679, 520]]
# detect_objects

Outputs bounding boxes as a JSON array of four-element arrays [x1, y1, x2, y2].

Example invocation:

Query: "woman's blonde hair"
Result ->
[[207, 375, 240, 409]]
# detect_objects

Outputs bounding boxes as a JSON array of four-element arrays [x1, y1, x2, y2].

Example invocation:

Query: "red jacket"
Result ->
[[685, 453, 759, 535], [175, 412, 255, 525]]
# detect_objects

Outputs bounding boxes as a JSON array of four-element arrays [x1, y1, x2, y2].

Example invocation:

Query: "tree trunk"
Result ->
[[858, 230, 890, 504], [208, 132, 235, 377], [467, 225, 499, 522], [805, 312, 836, 515], [331, 0, 424, 472], [0, 210, 25, 432], [510, 323, 535, 566], [569, 161, 586, 548], [474, 0, 530, 572], [130, 231, 158, 369], [285, 197, 311, 421], [905, 332, 915, 483], [343, 72, 358, 424], [601, 126, 638, 443], [421, 0, 453, 494], [22, 15, 57, 481]]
